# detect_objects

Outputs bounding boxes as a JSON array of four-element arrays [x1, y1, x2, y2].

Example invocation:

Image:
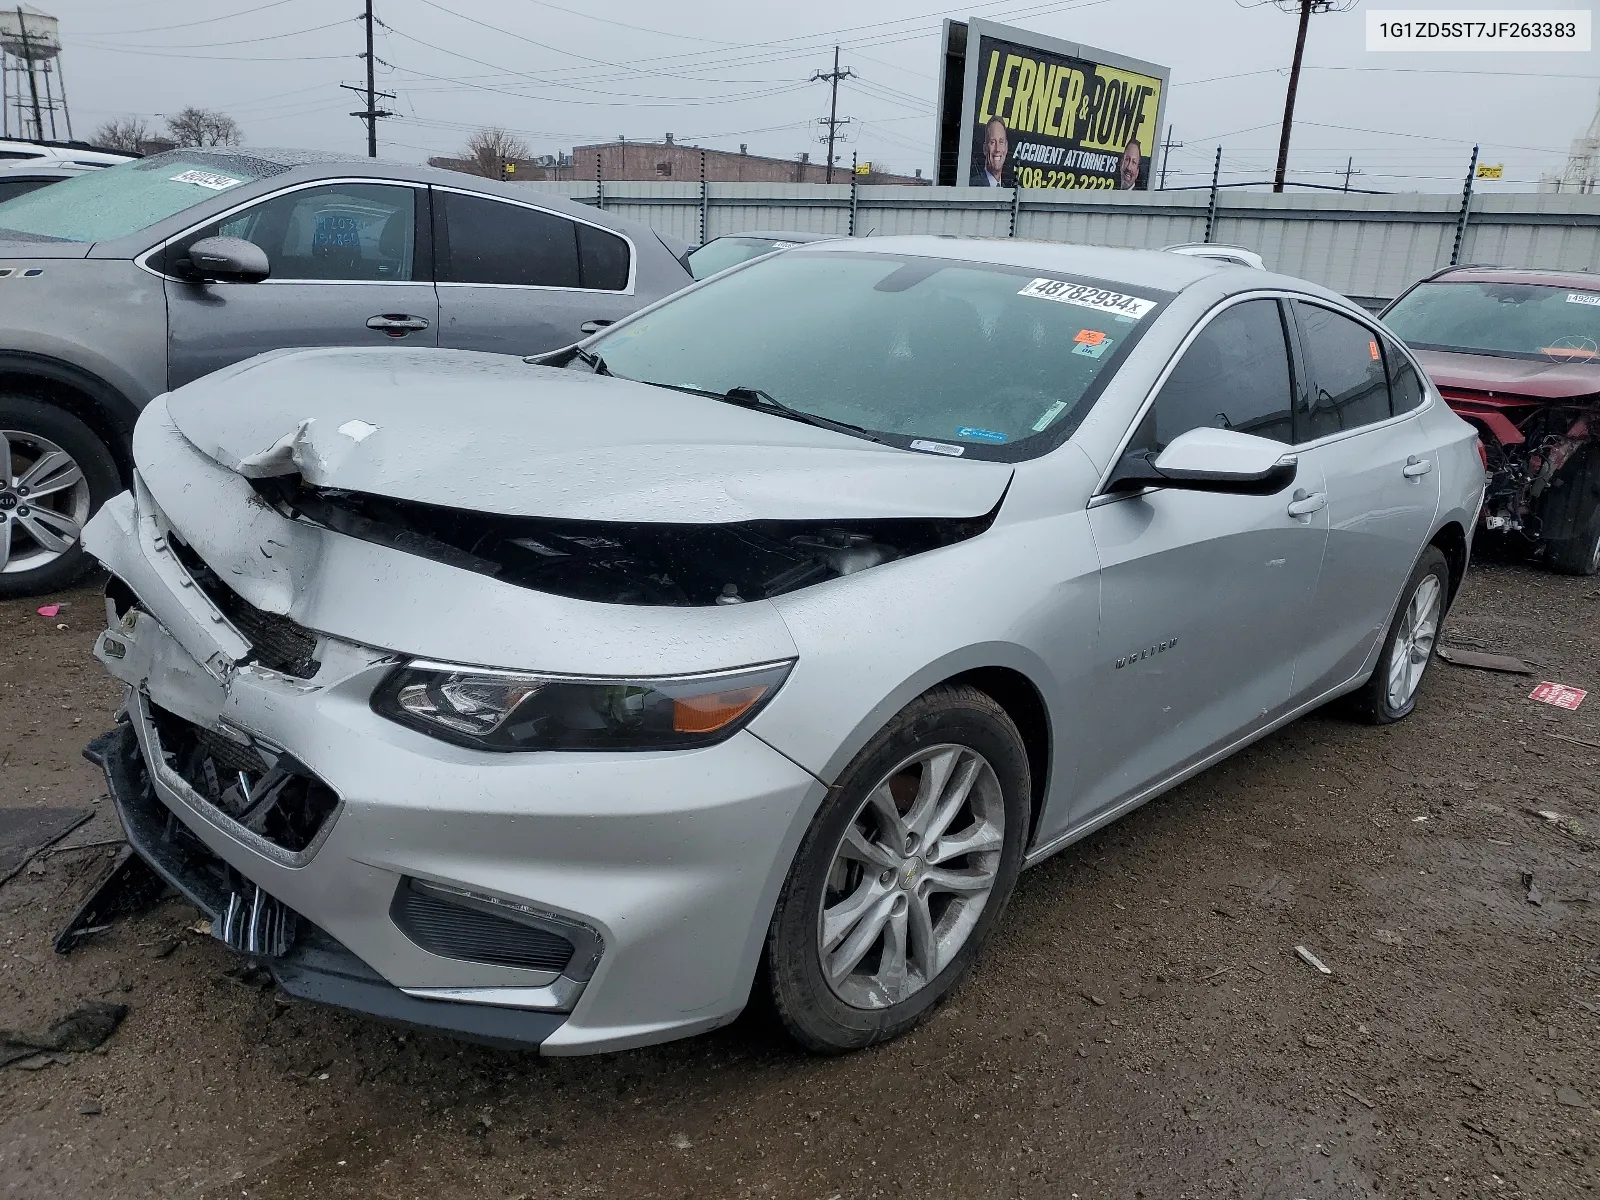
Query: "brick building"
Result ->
[[432, 137, 928, 185]]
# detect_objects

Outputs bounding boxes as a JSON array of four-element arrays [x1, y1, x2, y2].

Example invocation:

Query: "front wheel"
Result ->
[[764, 685, 1030, 1054], [1349, 546, 1450, 725], [0, 396, 120, 600]]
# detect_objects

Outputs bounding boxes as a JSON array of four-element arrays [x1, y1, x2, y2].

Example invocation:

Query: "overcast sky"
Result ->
[[34, 0, 1600, 192]]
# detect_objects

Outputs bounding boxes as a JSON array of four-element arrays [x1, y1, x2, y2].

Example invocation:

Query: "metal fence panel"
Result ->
[[512, 179, 1600, 303]]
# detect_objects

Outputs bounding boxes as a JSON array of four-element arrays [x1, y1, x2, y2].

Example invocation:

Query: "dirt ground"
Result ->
[[0, 559, 1596, 1200]]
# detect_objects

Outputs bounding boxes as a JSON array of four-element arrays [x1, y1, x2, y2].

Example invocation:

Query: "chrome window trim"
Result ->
[[136, 175, 429, 284], [1092, 288, 1434, 498], [431, 182, 637, 296]]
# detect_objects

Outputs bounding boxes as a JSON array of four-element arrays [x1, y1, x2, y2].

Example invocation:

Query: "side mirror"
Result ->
[[183, 236, 270, 283], [1107, 426, 1298, 496]]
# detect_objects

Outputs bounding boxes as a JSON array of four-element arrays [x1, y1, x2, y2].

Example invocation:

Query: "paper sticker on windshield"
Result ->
[[1018, 278, 1155, 319], [1032, 400, 1070, 432], [1073, 340, 1110, 359], [956, 426, 1006, 444], [1368, 339, 1381, 361], [911, 439, 965, 457], [1568, 292, 1600, 306], [169, 169, 244, 191], [769, 241, 799, 250], [1074, 329, 1107, 345]]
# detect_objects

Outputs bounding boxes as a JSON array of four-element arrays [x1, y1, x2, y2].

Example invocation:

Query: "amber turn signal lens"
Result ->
[[673, 685, 770, 734]]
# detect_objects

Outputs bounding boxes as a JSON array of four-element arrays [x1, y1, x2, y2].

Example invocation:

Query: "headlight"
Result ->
[[371, 659, 793, 751]]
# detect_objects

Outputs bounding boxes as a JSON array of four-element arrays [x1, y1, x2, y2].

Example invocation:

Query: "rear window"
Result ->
[[0, 151, 282, 243], [686, 236, 801, 280], [1384, 281, 1600, 363]]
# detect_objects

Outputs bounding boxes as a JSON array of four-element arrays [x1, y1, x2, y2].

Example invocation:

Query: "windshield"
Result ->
[[593, 251, 1167, 460], [0, 151, 281, 243], [1384, 281, 1600, 363], [686, 236, 806, 280]]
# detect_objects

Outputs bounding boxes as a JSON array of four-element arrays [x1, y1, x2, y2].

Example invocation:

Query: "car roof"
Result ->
[[1430, 265, 1600, 291], [799, 234, 1275, 295]]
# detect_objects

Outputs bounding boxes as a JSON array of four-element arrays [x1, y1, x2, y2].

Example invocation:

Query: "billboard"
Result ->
[[934, 18, 1169, 191]]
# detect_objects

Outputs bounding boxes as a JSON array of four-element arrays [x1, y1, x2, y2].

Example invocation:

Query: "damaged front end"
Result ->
[[249, 475, 1000, 607], [1447, 390, 1600, 554]]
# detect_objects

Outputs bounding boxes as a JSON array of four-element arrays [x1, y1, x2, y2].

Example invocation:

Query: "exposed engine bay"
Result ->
[[1463, 397, 1600, 551], [249, 476, 998, 606]]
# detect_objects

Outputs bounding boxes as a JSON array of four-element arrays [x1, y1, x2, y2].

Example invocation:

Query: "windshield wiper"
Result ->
[[624, 379, 891, 445], [717, 386, 891, 445], [570, 346, 611, 375]]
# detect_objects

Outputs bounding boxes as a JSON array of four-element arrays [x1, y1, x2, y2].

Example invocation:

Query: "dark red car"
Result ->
[[1383, 266, 1600, 574]]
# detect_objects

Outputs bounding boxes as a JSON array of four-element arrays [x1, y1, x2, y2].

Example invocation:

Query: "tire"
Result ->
[[1546, 497, 1600, 576], [1348, 546, 1450, 725], [764, 684, 1031, 1054], [0, 395, 121, 600], [1538, 446, 1600, 575]]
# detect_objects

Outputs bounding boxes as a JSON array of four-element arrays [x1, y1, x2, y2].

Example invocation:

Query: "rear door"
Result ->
[[1073, 297, 1329, 828], [163, 180, 437, 389], [432, 187, 639, 355], [1288, 300, 1442, 699]]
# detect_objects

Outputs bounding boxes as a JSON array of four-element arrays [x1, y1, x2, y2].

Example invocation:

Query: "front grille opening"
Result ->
[[146, 702, 339, 855], [391, 879, 576, 974], [166, 536, 321, 679], [106, 575, 139, 622]]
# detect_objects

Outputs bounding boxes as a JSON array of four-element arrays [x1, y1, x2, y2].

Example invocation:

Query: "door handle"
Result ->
[[1287, 489, 1328, 519], [1403, 455, 1433, 479], [366, 313, 430, 337], [579, 319, 614, 335]]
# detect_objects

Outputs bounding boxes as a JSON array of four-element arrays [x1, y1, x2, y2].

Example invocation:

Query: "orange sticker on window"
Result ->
[[1074, 329, 1107, 346], [1369, 340, 1381, 361]]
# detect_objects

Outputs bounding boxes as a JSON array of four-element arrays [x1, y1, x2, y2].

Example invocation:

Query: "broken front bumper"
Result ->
[[78, 434, 825, 1053], [84, 723, 568, 1047]]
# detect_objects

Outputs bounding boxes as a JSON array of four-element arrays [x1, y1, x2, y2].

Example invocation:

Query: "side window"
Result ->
[[1294, 302, 1392, 437], [1129, 299, 1295, 454], [187, 183, 416, 282], [436, 192, 580, 288], [1383, 335, 1426, 414], [576, 222, 630, 290]]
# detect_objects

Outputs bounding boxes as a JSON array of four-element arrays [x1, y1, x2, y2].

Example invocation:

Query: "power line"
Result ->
[[75, 0, 306, 36], [813, 47, 855, 183]]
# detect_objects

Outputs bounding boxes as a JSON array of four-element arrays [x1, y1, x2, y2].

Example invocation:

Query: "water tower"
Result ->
[[0, 6, 71, 142]]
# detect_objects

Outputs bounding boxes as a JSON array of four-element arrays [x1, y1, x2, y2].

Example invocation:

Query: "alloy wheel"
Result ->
[[1, 428, 90, 576], [816, 743, 1005, 1010], [1386, 574, 1442, 711]]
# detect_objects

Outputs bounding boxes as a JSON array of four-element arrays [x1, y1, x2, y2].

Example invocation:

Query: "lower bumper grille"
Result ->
[[391, 878, 577, 974], [146, 702, 339, 856]]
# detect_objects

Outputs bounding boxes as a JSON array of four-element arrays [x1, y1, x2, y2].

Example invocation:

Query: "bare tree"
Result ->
[[462, 127, 531, 177], [92, 115, 157, 154], [164, 106, 243, 149]]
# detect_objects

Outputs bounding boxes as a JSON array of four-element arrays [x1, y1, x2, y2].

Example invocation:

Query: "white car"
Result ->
[[76, 236, 1482, 1055]]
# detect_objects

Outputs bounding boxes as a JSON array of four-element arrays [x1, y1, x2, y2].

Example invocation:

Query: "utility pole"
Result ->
[[340, 0, 394, 156], [1341, 155, 1361, 193], [812, 46, 854, 184], [1273, 0, 1313, 193], [1158, 124, 1183, 190]]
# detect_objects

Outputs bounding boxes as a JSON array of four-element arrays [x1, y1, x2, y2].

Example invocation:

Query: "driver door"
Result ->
[[164, 181, 437, 389], [1067, 298, 1330, 832]]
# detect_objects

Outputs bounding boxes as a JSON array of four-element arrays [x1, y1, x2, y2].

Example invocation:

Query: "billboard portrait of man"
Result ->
[[971, 117, 1012, 187], [1118, 136, 1144, 190]]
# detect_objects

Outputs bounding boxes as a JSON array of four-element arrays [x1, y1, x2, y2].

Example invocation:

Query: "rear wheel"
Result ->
[[1349, 547, 1449, 725], [764, 685, 1030, 1053], [0, 396, 120, 599]]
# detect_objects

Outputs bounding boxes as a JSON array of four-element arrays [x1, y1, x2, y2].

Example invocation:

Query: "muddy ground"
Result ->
[[0, 560, 1596, 1199]]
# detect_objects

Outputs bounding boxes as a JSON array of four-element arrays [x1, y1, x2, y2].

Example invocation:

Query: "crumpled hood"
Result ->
[[163, 346, 1014, 522], [1416, 348, 1600, 402]]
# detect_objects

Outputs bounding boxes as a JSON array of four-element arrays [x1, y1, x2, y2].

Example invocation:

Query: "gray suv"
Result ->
[[0, 148, 693, 597]]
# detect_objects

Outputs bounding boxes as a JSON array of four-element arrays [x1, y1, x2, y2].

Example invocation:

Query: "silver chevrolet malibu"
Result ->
[[79, 236, 1484, 1055]]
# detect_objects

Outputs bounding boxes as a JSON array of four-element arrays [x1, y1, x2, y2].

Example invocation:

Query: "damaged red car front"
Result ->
[[1384, 267, 1600, 574]]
